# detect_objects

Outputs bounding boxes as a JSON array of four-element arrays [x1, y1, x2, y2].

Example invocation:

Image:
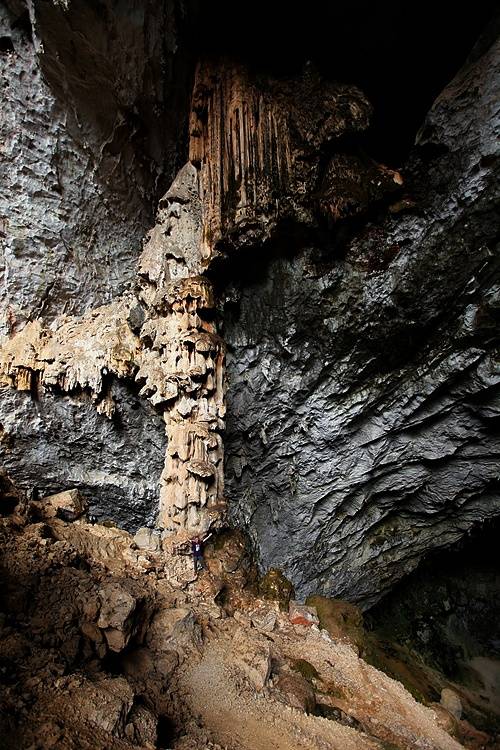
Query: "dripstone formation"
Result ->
[[189, 60, 401, 254], [1, 50, 392, 538], [0, 161, 226, 534], [136, 164, 226, 531], [225, 28, 500, 606]]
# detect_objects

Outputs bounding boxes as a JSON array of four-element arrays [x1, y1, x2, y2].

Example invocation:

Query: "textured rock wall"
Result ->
[[0, 53, 379, 534], [0, 167, 227, 533], [1, 1, 499, 602], [224, 28, 500, 607], [0, 0, 187, 332], [0, 381, 166, 529]]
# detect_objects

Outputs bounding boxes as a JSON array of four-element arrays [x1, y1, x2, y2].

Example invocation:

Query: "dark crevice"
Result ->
[[0, 35, 14, 54]]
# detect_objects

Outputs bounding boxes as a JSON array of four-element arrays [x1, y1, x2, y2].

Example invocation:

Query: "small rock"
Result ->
[[233, 611, 251, 627], [440, 687, 462, 719], [431, 703, 459, 735], [206, 604, 223, 620], [250, 604, 278, 633], [288, 600, 319, 628]]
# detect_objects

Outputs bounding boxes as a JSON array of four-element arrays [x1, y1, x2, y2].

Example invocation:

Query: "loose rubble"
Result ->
[[1, 483, 498, 750]]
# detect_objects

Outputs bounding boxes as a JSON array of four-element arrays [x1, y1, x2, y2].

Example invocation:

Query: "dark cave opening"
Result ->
[[0, 35, 14, 54], [365, 516, 500, 723], [188, 0, 497, 165]]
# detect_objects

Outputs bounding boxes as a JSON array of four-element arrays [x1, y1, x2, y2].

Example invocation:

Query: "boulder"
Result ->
[[232, 628, 271, 691], [122, 646, 178, 686], [65, 676, 134, 736], [258, 568, 294, 610], [81, 621, 107, 659], [275, 672, 316, 714], [98, 583, 137, 652], [440, 688, 462, 719], [289, 601, 319, 628], [146, 607, 201, 654], [38, 489, 88, 521], [133, 526, 160, 551], [121, 646, 178, 713], [124, 704, 158, 746], [305, 595, 364, 652]]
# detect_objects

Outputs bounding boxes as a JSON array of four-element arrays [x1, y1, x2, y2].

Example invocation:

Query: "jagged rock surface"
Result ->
[[1, 0, 499, 603], [0, 0, 186, 332], [224, 29, 500, 607], [1, 498, 485, 749], [0, 380, 166, 528], [0, 0, 192, 525]]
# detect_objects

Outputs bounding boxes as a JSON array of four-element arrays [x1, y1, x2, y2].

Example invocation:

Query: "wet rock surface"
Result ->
[[224, 27, 500, 606]]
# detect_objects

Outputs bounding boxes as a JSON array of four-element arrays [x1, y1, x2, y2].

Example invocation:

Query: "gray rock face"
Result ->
[[0, 0, 187, 333], [224, 31, 500, 607], [0, 380, 166, 529]]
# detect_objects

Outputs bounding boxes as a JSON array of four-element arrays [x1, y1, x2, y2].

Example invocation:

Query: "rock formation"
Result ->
[[1, 50, 397, 537], [136, 164, 226, 530], [2, 495, 494, 749], [189, 60, 401, 256], [1, 2, 500, 746], [0, 162, 227, 533]]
